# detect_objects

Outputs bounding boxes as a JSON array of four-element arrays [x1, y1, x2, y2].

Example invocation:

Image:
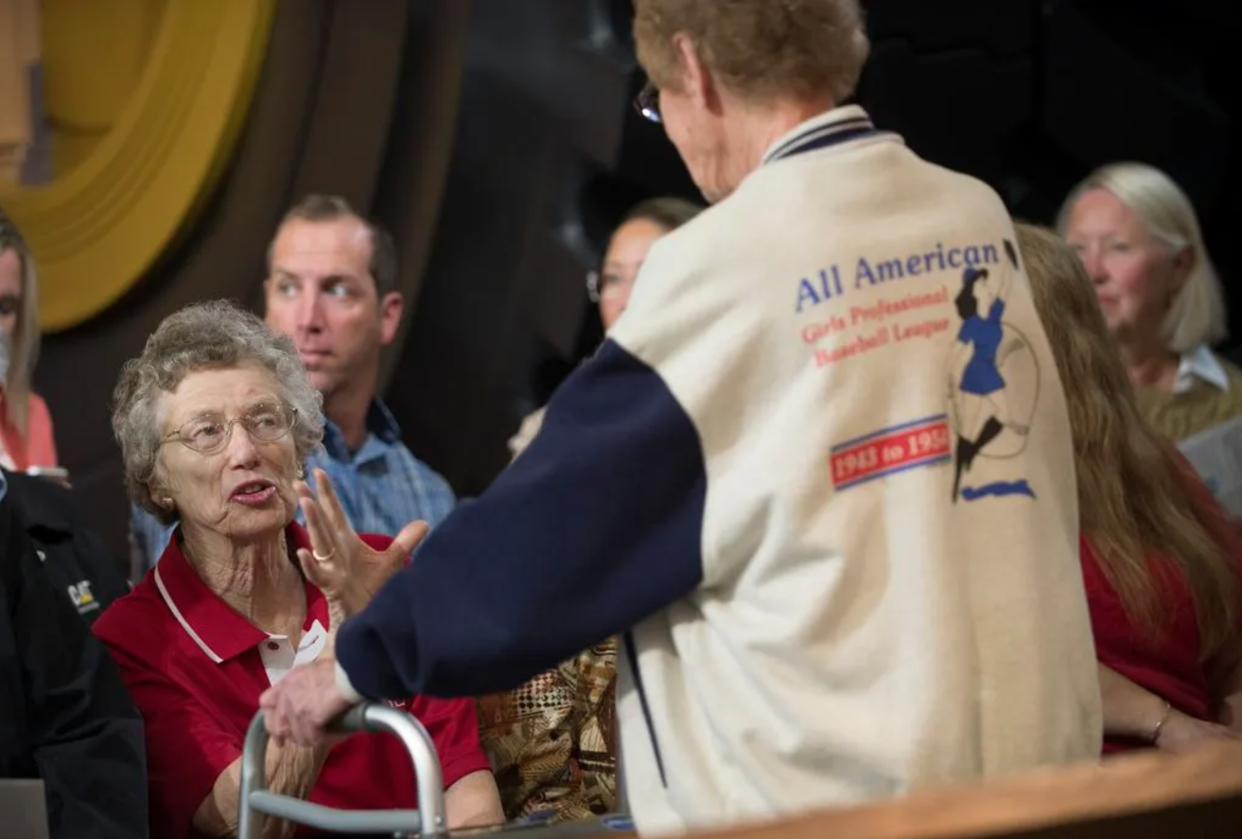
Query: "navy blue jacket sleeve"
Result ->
[[336, 339, 707, 698]]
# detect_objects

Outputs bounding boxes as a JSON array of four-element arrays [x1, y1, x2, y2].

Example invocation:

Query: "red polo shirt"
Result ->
[[1083, 457, 1242, 754], [93, 523, 489, 838]]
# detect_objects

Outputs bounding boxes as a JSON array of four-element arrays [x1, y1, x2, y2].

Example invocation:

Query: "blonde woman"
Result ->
[[1018, 222, 1242, 753], [1059, 163, 1239, 441], [0, 210, 57, 471]]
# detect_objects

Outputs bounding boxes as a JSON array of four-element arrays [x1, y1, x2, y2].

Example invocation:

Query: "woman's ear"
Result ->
[[1168, 245, 1195, 296], [149, 487, 174, 511], [147, 473, 174, 511]]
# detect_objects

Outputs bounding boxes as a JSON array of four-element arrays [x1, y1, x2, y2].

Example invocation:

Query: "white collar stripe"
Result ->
[[154, 566, 223, 664]]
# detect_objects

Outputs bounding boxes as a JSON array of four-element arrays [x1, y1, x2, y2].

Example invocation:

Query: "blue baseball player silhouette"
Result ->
[[951, 265, 1014, 501]]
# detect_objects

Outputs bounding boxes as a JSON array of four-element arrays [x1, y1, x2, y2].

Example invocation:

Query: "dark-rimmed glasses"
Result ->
[[586, 268, 638, 303], [162, 402, 298, 455], [634, 82, 661, 124]]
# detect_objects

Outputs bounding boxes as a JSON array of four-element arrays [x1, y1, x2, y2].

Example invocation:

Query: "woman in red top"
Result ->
[[1018, 224, 1242, 753], [0, 211, 58, 471], [94, 301, 502, 837]]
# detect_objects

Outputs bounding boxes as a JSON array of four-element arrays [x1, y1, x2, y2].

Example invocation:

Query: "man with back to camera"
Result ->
[[262, 1, 1103, 834], [129, 196, 456, 575]]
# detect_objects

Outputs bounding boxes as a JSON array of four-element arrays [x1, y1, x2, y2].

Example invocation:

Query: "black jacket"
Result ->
[[0, 484, 148, 838], [3, 469, 129, 625]]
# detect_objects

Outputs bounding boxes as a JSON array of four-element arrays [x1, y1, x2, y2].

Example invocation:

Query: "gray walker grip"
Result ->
[[238, 704, 447, 837]]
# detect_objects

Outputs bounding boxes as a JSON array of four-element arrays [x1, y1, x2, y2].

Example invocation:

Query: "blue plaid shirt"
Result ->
[[128, 401, 456, 579]]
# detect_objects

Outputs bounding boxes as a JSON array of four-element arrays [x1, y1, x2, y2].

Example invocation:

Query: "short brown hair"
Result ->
[[270, 194, 398, 296], [634, 0, 870, 104]]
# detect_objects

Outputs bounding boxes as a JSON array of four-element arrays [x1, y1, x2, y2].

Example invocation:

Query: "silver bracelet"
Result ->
[[1149, 700, 1174, 744]]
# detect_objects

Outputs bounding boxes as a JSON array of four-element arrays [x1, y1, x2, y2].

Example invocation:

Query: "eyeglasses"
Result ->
[[586, 270, 638, 303], [634, 82, 661, 124], [162, 403, 298, 455]]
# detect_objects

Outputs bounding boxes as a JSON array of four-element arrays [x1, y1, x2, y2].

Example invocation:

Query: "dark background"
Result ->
[[34, 0, 1240, 559]]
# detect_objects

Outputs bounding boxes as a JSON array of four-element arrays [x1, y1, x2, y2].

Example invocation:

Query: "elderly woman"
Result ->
[[263, 0, 1099, 834], [1059, 162, 1241, 441], [0, 209, 58, 471], [1017, 223, 1242, 753], [92, 301, 502, 838]]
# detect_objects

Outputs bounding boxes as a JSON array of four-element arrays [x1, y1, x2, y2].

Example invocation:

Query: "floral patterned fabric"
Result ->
[[476, 638, 618, 821]]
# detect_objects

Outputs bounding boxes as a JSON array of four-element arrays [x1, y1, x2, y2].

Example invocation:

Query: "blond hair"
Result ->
[[1017, 222, 1238, 656], [1057, 162, 1225, 353], [633, 0, 869, 105], [0, 210, 43, 437]]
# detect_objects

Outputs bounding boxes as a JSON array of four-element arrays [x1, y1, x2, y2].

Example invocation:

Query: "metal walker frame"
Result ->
[[238, 704, 447, 838]]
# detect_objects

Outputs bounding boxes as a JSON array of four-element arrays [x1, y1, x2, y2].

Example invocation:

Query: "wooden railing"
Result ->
[[693, 742, 1242, 839]]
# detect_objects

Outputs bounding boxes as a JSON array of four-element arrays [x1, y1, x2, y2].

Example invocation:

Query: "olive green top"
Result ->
[[1135, 349, 1242, 442]]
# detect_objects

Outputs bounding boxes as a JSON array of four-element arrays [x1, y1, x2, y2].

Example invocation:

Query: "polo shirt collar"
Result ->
[[761, 105, 894, 166], [320, 399, 403, 461], [1174, 345, 1229, 394], [153, 521, 327, 664]]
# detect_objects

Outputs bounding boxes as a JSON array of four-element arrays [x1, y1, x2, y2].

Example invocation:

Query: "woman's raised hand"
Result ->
[[294, 468, 430, 620]]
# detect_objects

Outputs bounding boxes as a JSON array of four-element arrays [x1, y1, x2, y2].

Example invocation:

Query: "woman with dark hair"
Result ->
[[587, 197, 703, 335], [508, 196, 702, 459]]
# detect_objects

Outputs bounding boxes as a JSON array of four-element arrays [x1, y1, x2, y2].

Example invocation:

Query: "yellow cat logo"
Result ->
[[68, 580, 98, 613]]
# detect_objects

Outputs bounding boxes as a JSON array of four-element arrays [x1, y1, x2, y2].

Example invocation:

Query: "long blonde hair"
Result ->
[[1016, 223, 1238, 656], [0, 210, 41, 437]]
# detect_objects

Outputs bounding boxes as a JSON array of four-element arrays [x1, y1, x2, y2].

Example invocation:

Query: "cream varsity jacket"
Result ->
[[336, 106, 1102, 834]]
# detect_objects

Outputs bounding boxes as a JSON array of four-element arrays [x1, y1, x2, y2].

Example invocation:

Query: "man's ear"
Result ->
[[378, 291, 405, 346], [671, 33, 719, 113]]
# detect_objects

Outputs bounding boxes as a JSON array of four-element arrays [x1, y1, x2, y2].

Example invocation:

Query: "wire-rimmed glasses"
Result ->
[[586, 269, 640, 303], [634, 82, 661, 124], [162, 402, 298, 455]]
